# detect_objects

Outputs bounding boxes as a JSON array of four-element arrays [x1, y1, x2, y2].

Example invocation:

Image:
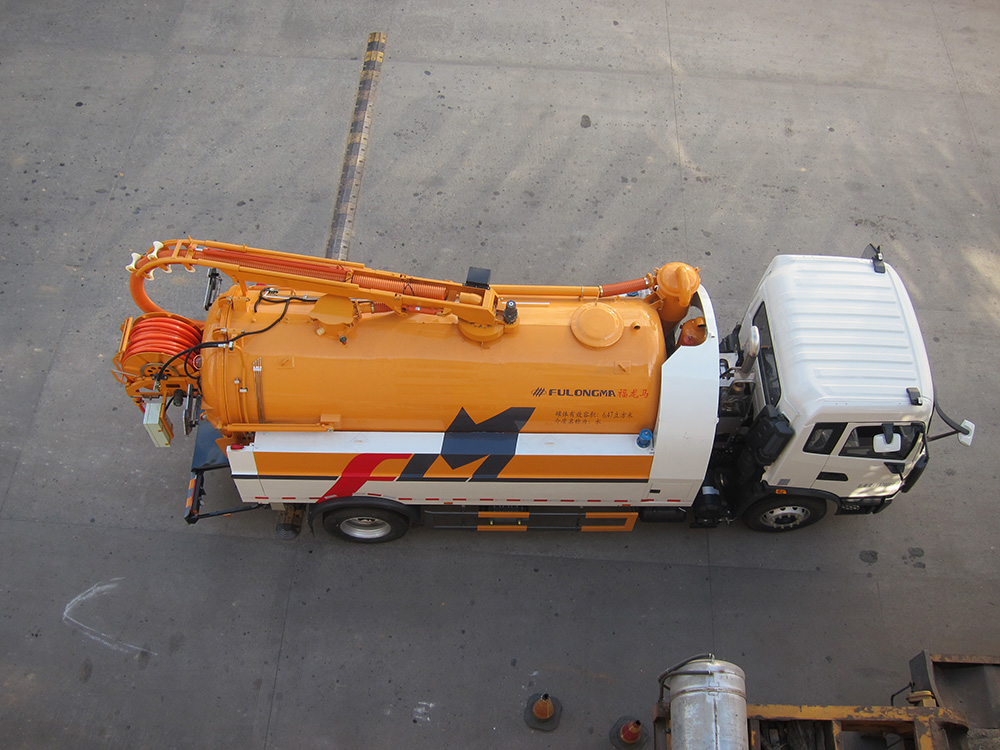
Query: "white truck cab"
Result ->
[[711, 252, 958, 531]]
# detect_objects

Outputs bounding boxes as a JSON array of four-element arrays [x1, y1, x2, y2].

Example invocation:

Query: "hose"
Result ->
[[121, 316, 203, 373], [657, 653, 716, 704], [599, 277, 651, 297], [352, 272, 448, 300], [129, 240, 656, 329], [130, 241, 445, 316], [199, 247, 351, 283]]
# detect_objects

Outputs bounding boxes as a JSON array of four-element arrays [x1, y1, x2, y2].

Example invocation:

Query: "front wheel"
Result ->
[[741, 495, 827, 532], [322, 507, 409, 543]]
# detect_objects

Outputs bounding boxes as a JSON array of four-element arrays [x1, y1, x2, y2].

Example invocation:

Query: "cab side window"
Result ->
[[839, 424, 924, 460], [803, 422, 846, 454]]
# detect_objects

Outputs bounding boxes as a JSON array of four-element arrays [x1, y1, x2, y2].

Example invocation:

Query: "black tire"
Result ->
[[322, 507, 409, 543], [741, 495, 827, 532]]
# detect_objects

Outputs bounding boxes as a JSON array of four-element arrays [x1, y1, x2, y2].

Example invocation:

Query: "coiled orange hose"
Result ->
[[122, 316, 202, 370]]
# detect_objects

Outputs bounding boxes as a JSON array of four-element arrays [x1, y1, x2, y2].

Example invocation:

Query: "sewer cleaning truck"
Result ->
[[112, 239, 973, 542]]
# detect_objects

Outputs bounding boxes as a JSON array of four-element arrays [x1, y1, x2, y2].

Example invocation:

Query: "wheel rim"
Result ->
[[339, 516, 392, 540], [759, 504, 812, 530]]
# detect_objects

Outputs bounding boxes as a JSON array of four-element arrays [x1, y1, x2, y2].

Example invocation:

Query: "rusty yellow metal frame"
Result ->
[[650, 653, 998, 750], [652, 700, 970, 750], [746, 704, 968, 750]]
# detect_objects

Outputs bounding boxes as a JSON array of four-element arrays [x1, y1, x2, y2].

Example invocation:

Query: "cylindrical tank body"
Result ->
[[200, 287, 668, 435], [665, 657, 748, 750]]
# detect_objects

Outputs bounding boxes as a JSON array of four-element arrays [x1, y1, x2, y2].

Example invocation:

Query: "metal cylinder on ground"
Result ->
[[661, 655, 747, 750]]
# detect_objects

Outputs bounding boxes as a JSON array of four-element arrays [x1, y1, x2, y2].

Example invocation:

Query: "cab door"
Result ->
[[804, 422, 926, 498]]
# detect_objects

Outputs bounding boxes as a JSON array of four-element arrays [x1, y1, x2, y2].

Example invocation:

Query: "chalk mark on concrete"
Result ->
[[62, 578, 158, 657], [412, 701, 435, 723]]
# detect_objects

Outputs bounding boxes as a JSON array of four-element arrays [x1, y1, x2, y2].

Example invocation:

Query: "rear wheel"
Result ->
[[322, 507, 409, 543], [741, 495, 826, 532]]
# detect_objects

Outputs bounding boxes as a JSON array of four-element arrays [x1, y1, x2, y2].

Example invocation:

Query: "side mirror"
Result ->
[[959, 420, 975, 447], [873, 424, 902, 454], [739, 326, 761, 375]]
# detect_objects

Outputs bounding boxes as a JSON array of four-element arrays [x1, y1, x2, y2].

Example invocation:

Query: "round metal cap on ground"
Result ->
[[524, 692, 562, 731], [609, 716, 648, 748]]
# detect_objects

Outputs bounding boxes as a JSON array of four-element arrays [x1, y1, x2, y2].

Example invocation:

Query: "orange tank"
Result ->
[[199, 287, 669, 435], [114, 240, 702, 444]]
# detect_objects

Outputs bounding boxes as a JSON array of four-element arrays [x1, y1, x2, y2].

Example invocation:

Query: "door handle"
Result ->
[[816, 471, 848, 482]]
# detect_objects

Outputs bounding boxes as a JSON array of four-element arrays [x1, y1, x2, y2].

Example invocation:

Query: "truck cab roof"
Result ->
[[754, 254, 935, 426]]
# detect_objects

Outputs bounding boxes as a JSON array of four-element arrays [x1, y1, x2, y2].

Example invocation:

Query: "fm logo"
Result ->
[[321, 407, 535, 499]]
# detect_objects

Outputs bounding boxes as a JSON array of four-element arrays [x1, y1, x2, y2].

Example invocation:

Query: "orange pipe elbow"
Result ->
[[599, 277, 651, 297], [129, 271, 162, 315], [128, 271, 203, 330]]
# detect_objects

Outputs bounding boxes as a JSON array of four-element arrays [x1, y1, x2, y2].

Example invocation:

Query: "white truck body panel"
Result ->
[[230, 430, 656, 506], [650, 287, 721, 503]]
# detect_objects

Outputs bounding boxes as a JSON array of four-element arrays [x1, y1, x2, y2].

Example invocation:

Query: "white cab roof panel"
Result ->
[[758, 255, 934, 422]]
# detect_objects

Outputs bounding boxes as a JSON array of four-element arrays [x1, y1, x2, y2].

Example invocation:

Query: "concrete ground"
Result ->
[[1, 0, 998, 747]]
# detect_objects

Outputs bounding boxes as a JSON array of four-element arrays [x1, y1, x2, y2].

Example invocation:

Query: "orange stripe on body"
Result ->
[[501, 454, 652, 480], [250, 450, 651, 485], [476, 525, 528, 532], [581, 512, 638, 532], [254, 452, 356, 477], [418, 455, 489, 479]]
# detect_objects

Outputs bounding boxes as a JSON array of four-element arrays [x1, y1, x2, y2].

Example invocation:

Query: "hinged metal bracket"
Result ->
[[865, 243, 886, 273]]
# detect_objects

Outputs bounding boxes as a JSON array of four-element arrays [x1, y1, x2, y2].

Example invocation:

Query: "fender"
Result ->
[[307, 496, 422, 532], [742, 483, 899, 516], [735, 484, 841, 517]]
